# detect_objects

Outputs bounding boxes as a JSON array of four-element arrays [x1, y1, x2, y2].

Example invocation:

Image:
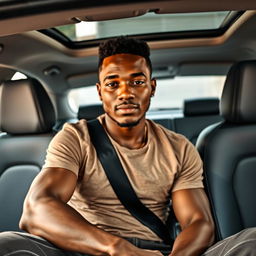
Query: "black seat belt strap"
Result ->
[[87, 119, 172, 245]]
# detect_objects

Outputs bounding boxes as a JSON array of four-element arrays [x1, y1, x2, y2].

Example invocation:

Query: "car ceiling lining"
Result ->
[[0, 0, 255, 37]]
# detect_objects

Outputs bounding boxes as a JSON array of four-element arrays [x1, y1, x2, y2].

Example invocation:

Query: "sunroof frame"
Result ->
[[39, 10, 244, 49]]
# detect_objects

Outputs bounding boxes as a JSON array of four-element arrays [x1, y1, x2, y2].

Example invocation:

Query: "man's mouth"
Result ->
[[115, 103, 139, 114]]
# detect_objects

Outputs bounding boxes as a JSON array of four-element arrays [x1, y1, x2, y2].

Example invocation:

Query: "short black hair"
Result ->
[[98, 36, 152, 74]]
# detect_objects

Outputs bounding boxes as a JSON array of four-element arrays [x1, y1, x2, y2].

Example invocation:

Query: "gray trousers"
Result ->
[[0, 228, 256, 256]]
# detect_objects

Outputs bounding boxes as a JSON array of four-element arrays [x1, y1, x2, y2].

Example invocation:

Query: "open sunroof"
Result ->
[[55, 11, 232, 42]]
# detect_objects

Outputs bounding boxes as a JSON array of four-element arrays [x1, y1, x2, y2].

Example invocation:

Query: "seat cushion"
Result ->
[[197, 123, 256, 240], [0, 165, 40, 231]]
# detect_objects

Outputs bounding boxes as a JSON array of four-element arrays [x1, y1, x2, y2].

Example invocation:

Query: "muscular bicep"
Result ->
[[26, 167, 77, 203], [172, 188, 213, 230]]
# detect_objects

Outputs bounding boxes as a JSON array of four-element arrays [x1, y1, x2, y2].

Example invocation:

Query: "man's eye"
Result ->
[[132, 80, 145, 86], [106, 82, 118, 88]]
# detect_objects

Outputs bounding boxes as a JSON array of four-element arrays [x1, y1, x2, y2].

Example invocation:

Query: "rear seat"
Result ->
[[0, 79, 56, 232], [173, 98, 223, 144], [78, 104, 104, 120], [150, 98, 223, 144], [153, 119, 174, 131]]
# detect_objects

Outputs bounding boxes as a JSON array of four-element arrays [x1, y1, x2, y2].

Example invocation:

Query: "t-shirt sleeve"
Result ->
[[172, 139, 204, 192], [42, 123, 85, 176]]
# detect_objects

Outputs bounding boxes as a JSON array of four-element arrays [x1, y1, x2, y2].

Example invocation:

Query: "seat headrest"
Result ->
[[78, 104, 104, 120], [0, 79, 56, 134], [184, 98, 220, 117], [221, 60, 256, 123]]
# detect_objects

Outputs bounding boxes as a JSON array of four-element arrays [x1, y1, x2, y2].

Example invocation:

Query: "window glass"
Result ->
[[57, 11, 229, 41], [68, 76, 225, 114], [151, 76, 225, 110], [11, 72, 27, 80]]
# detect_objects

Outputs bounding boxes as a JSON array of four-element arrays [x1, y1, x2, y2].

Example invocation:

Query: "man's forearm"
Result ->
[[20, 197, 123, 256], [169, 220, 215, 256]]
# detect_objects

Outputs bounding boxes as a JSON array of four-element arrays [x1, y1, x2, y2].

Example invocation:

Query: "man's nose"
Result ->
[[118, 82, 135, 100]]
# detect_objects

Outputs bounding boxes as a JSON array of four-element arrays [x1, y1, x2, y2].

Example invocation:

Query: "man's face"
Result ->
[[97, 53, 156, 127]]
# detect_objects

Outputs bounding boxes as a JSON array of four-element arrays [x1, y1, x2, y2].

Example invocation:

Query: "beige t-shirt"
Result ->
[[43, 115, 203, 241]]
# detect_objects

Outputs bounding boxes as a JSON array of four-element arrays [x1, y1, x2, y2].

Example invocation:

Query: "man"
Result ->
[[0, 36, 255, 256]]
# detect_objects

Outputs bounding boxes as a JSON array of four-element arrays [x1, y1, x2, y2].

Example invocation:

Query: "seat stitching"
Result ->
[[3, 250, 40, 256], [32, 240, 60, 251], [224, 238, 256, 256], [14, 232, 59, 255], [203, 240, 226, 254]]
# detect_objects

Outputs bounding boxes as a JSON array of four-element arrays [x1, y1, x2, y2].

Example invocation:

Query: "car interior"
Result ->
[[0, 0, 256, 243]]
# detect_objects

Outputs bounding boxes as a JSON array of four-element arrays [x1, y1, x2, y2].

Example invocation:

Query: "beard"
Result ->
[[118, 120, 140, 127], [105, 112, 143, 128], [103, 99, 151, 128]]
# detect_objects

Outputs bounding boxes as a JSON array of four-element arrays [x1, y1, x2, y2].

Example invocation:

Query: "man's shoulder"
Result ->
[[147, 119, 189, 143], [60, 119, 91, 141]]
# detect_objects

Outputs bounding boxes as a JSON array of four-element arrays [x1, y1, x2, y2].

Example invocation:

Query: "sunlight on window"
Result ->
[[11, 72, 27, 80], [69, 85, 100, 112], [75, 22, 98, 40], [150, 76, 225, 109]]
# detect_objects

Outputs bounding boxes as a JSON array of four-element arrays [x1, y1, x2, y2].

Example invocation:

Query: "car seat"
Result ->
[[78, 104, 104, 120], [197, 60, 256, 240], [0, 78, 56, 231], [173, 98, 223, 144]]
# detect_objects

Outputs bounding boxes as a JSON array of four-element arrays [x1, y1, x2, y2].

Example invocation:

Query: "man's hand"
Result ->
[[108, 238, 163, 256]]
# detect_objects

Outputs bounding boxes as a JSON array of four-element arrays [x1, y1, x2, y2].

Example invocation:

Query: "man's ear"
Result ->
[[150, 78, 156, 97], [96, 82, 102, 101]]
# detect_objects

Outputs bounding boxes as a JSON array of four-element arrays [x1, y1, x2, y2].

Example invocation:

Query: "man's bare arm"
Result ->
[[169, 188, 215, 256], [19, 167, 162, 256]]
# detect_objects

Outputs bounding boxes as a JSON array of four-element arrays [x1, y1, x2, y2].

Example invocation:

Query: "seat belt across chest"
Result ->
[[87, 119, 172, 245]]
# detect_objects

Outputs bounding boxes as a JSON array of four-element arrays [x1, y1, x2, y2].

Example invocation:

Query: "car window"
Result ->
[[68, 75, 225, 115], [57, 11, 229, 42], [11, 72, 27, 80]]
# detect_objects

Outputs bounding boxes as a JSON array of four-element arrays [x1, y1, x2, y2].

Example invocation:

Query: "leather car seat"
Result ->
[[78, 104, 104, 120], [174, 98, 223, 144], [196, 60, 256, 241], [0, 78, 56, 231]]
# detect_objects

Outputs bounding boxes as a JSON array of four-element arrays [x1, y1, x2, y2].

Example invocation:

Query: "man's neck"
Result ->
[[102, 115, 147, 150]]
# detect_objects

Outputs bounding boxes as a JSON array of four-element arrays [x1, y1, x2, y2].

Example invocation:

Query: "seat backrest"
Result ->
[[173, 98, 223, 144], [78, 104, 104, 120], [0, 78, 56, 232], [153, 118, 174, 131], [197, 61, 256, 241]]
